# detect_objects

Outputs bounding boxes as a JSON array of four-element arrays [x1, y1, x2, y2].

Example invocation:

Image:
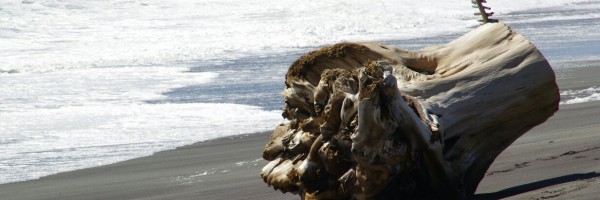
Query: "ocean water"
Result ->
[[1, 0, 598, 184]]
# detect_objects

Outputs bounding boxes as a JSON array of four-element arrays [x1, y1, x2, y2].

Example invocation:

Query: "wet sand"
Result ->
[[474, 64, 600, 199], [0, 132, 295, 200], [1, 64, 599, 199]]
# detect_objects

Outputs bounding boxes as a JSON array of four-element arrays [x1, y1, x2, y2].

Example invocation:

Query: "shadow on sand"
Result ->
[[473, 172, 600, 199]]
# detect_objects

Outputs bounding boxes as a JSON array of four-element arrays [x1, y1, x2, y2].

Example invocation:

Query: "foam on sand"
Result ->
[[560, 86, 600, 105], [0, 103, 283, 184]]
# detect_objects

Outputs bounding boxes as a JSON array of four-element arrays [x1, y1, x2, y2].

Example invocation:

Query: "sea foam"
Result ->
[[0, 103, 284, 183], [1, 0, 592, 73], [0, 0, 597, 184], [560, 86, 600, 105]]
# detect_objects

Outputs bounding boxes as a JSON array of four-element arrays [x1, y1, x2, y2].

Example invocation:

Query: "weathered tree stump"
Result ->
[[261, 23, 559, 199]]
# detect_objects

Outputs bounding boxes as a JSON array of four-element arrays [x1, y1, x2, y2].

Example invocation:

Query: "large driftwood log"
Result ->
[[261, 23, 559, 199]]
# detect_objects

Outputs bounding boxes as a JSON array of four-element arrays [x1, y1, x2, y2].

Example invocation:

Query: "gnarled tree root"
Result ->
[[261, 23, 559, 199]]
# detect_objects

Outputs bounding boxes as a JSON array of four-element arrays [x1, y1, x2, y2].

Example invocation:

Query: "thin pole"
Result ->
[[472, 0, 497, 23]]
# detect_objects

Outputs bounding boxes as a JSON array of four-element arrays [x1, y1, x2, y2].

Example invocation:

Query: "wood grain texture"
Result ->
[[261, 23, 559, 199]]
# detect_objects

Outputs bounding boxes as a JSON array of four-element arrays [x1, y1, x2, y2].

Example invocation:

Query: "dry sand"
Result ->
[[1, 64, 599, 199]]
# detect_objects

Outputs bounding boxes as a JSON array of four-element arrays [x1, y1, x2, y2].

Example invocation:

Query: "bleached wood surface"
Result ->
[[261, 23, 559, 199]]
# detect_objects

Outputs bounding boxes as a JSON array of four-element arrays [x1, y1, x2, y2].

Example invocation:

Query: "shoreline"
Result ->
[[2, 100, 598, 199], [0, 132, 295, 200], [2, 62, 599, 200]]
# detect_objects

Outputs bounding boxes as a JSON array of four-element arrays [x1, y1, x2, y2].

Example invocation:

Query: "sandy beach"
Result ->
[[1, 61, 599, 199], [2, 0, 599, 199], [0, 131, 295, 200]]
